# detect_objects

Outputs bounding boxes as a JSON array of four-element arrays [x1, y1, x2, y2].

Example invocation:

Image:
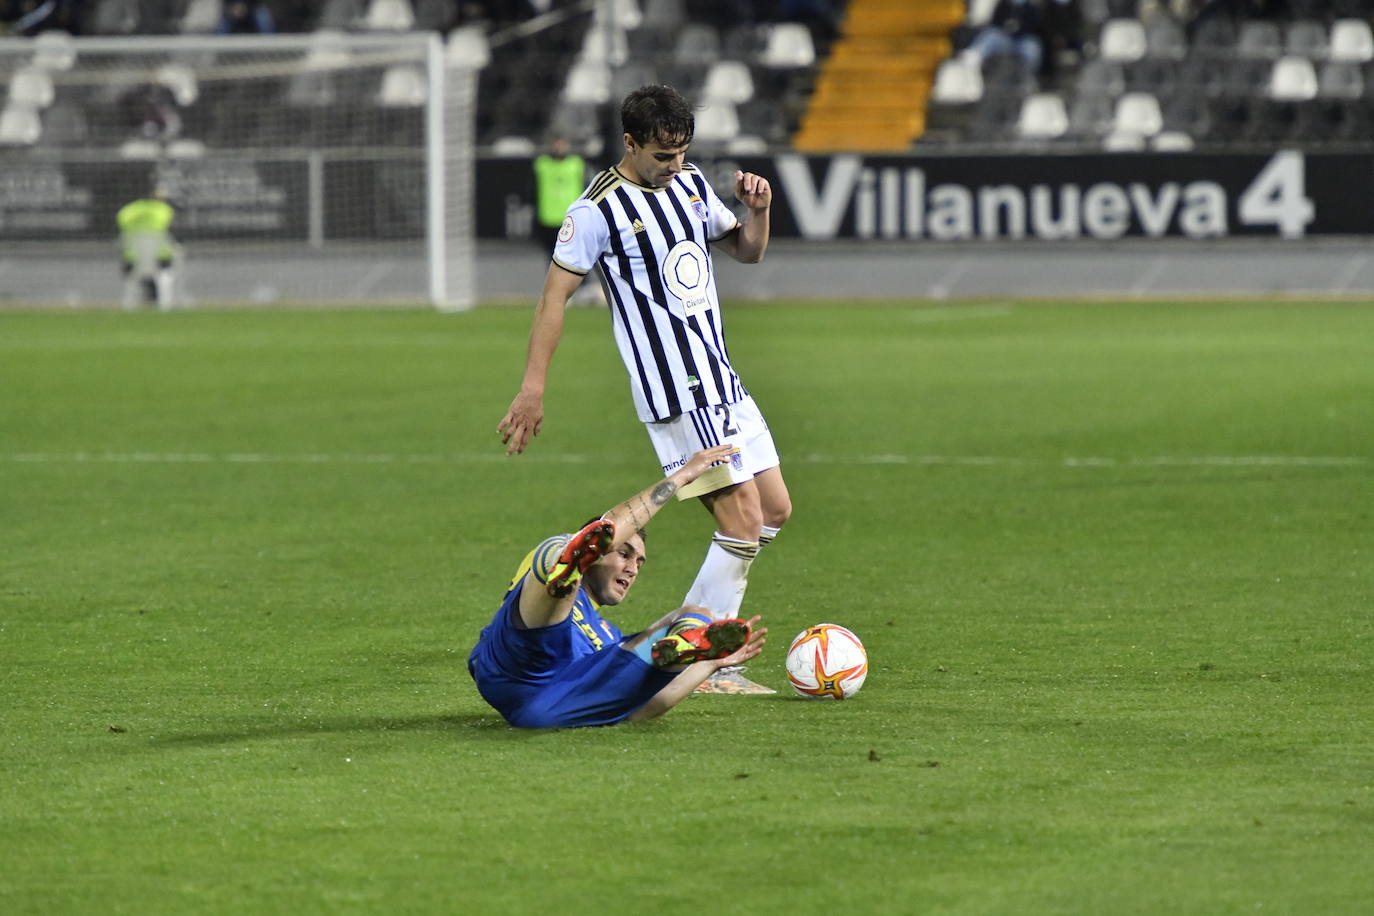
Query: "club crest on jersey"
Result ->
[[688, 194, 708, 221]]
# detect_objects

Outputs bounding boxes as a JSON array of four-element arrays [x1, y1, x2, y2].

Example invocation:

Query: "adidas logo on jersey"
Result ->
[[631, 219, 646, 234]]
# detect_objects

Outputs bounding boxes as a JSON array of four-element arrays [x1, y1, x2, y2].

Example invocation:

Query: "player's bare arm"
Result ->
[[626, 615, 768, 721], [497, 264, 584, 455], [517, 445, 738, 626], [720, 170, 772, 264], [600, 444, 738, 546]]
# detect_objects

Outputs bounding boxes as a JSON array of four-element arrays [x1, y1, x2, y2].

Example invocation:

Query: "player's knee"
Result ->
[[763, 497, 792, 530]]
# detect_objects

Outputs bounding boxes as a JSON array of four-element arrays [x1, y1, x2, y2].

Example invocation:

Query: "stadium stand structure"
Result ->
[[10, 0, 1374, 157], [794, 0, 963, 151], [919, 0, 1374, 152]]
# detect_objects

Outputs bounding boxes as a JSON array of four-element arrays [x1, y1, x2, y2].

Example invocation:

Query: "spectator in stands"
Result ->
[[1038, 0, 1082, 81], [120, 77, 182, 142], [217, 0, 275, 33], [967, 0, 1045, 78]]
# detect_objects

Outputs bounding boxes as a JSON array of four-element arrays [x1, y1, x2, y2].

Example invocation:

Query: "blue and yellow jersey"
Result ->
[[469, 534, 623, 686]]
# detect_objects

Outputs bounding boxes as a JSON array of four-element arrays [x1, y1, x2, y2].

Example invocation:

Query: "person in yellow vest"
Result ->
[[532, 133, 586, 258], [117, 187, 180, 310]]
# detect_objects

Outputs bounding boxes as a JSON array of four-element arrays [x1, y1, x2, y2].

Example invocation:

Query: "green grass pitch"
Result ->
[[3, 300, 1372, 914]]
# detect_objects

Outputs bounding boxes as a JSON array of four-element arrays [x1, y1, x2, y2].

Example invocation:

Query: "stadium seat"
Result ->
[[693, 99, 740, 144], [932, 56, 984, 104], [1015, 92, 1068, 140], [964, 0, 998, 26], [179, 0, 222, 33], [1126, 57, 1178, 95], [1109, 91, 1163, 140], [0, 105, 41, 145], [673, 24, 721, 66], [967, 93, 1021, 142], [1268, 56, 1318, 101], [156, 63, 199, 106], [1099, 19, 1147, 63], [595, 0, 642, 30], [379, 64, 427, 106], [1151, 130, 1194, 151], [491, 135, 536, 156], [641, 0, 685, 28], [1162, 92, 1212, 138], [581, 25, 630, 66], [1067, 92, 1115, 139], [118, 137, 162, 157], [758, 23, 815, 68], [36, 102, 88, 146], [1317, 60, 1363, 99], [1190, 14, 1237, 51], [1328, 19, 1374, 62], [363, 0, 415, 31], [701, 60, 754, 104], [317, 0, 366, 31], [563, 61, 611, 104], [91, 0, 139, 33], [1236, 20, 1282, 60], [166, 138, 207, 158], [1284, 21, 1329, 59], [1143, 16, 1187, 60], [446, 25, 491, 69], [31, 31, 76, 71], [7, 67, 55, 109], [1074, 58, 1125, 98], [611, 61, 658, 100]]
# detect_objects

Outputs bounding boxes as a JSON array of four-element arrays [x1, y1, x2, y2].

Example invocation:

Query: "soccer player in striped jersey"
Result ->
[[467, 444, 767, 728], [497, 84, 791, 695]]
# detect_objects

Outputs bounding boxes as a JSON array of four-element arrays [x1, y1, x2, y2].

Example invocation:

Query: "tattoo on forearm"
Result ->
[[651, 481, 677, 505]]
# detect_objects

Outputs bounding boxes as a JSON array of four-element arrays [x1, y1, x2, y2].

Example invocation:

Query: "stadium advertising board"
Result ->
[[4, 152, 1371, 244], [480, 150, 1374, 242]]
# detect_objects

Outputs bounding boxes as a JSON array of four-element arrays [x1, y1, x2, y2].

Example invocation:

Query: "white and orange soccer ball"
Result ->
[[785, 624, 868, 699]]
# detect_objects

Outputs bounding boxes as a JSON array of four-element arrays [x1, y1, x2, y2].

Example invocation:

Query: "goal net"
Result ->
[[0, 32, 476, 309]]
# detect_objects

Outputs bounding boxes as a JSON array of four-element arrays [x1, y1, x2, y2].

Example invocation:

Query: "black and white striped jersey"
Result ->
[[552, 162, 747, 422]]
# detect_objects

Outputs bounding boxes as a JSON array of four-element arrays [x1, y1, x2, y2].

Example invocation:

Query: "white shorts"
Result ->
[[646, 396, 780, 501]]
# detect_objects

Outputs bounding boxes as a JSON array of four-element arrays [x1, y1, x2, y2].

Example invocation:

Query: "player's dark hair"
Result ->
[[621, 84, 695, 148]]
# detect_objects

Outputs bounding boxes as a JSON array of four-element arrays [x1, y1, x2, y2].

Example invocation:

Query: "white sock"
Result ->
[[683, 532, 759, 620], [759, 524, 782, 549]]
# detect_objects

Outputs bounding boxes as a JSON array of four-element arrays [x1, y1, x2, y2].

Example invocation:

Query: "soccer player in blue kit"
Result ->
[[468, 443, 768, 728]]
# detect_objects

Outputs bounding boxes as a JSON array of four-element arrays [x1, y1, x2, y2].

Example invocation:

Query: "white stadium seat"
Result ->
[[1268, 56, 1318, 101], [1099, 18, 1147, 63], [759, 23, 815, 68], [1016, 92, 1068, 140], [8, 67, 55, 109], [1328, 18, 1374, 62], [0, 105, 41, 145], [379, 64, 427, 106]]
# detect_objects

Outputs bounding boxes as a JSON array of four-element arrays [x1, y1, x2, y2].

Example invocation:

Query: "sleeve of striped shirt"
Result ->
[[704, 176, 741, 242], [527, 533, 572, 585], [552, 199, 609, 276]]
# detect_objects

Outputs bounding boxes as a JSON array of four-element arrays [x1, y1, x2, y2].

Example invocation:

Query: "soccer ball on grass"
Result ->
[[785, 624, 868, 699]]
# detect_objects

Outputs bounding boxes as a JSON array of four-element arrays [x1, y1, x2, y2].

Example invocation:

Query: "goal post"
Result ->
[[0, 32, 477, 309]]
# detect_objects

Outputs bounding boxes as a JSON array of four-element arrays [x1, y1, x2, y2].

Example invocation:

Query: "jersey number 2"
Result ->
[[714, 404, 739, 437]]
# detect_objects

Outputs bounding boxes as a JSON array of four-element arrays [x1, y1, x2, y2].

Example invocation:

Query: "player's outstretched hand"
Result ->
[[734, 170, 772, 212], [497, 390, 543, 456], [716, 615, 766, 669], [678, 444, 738, 483]]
